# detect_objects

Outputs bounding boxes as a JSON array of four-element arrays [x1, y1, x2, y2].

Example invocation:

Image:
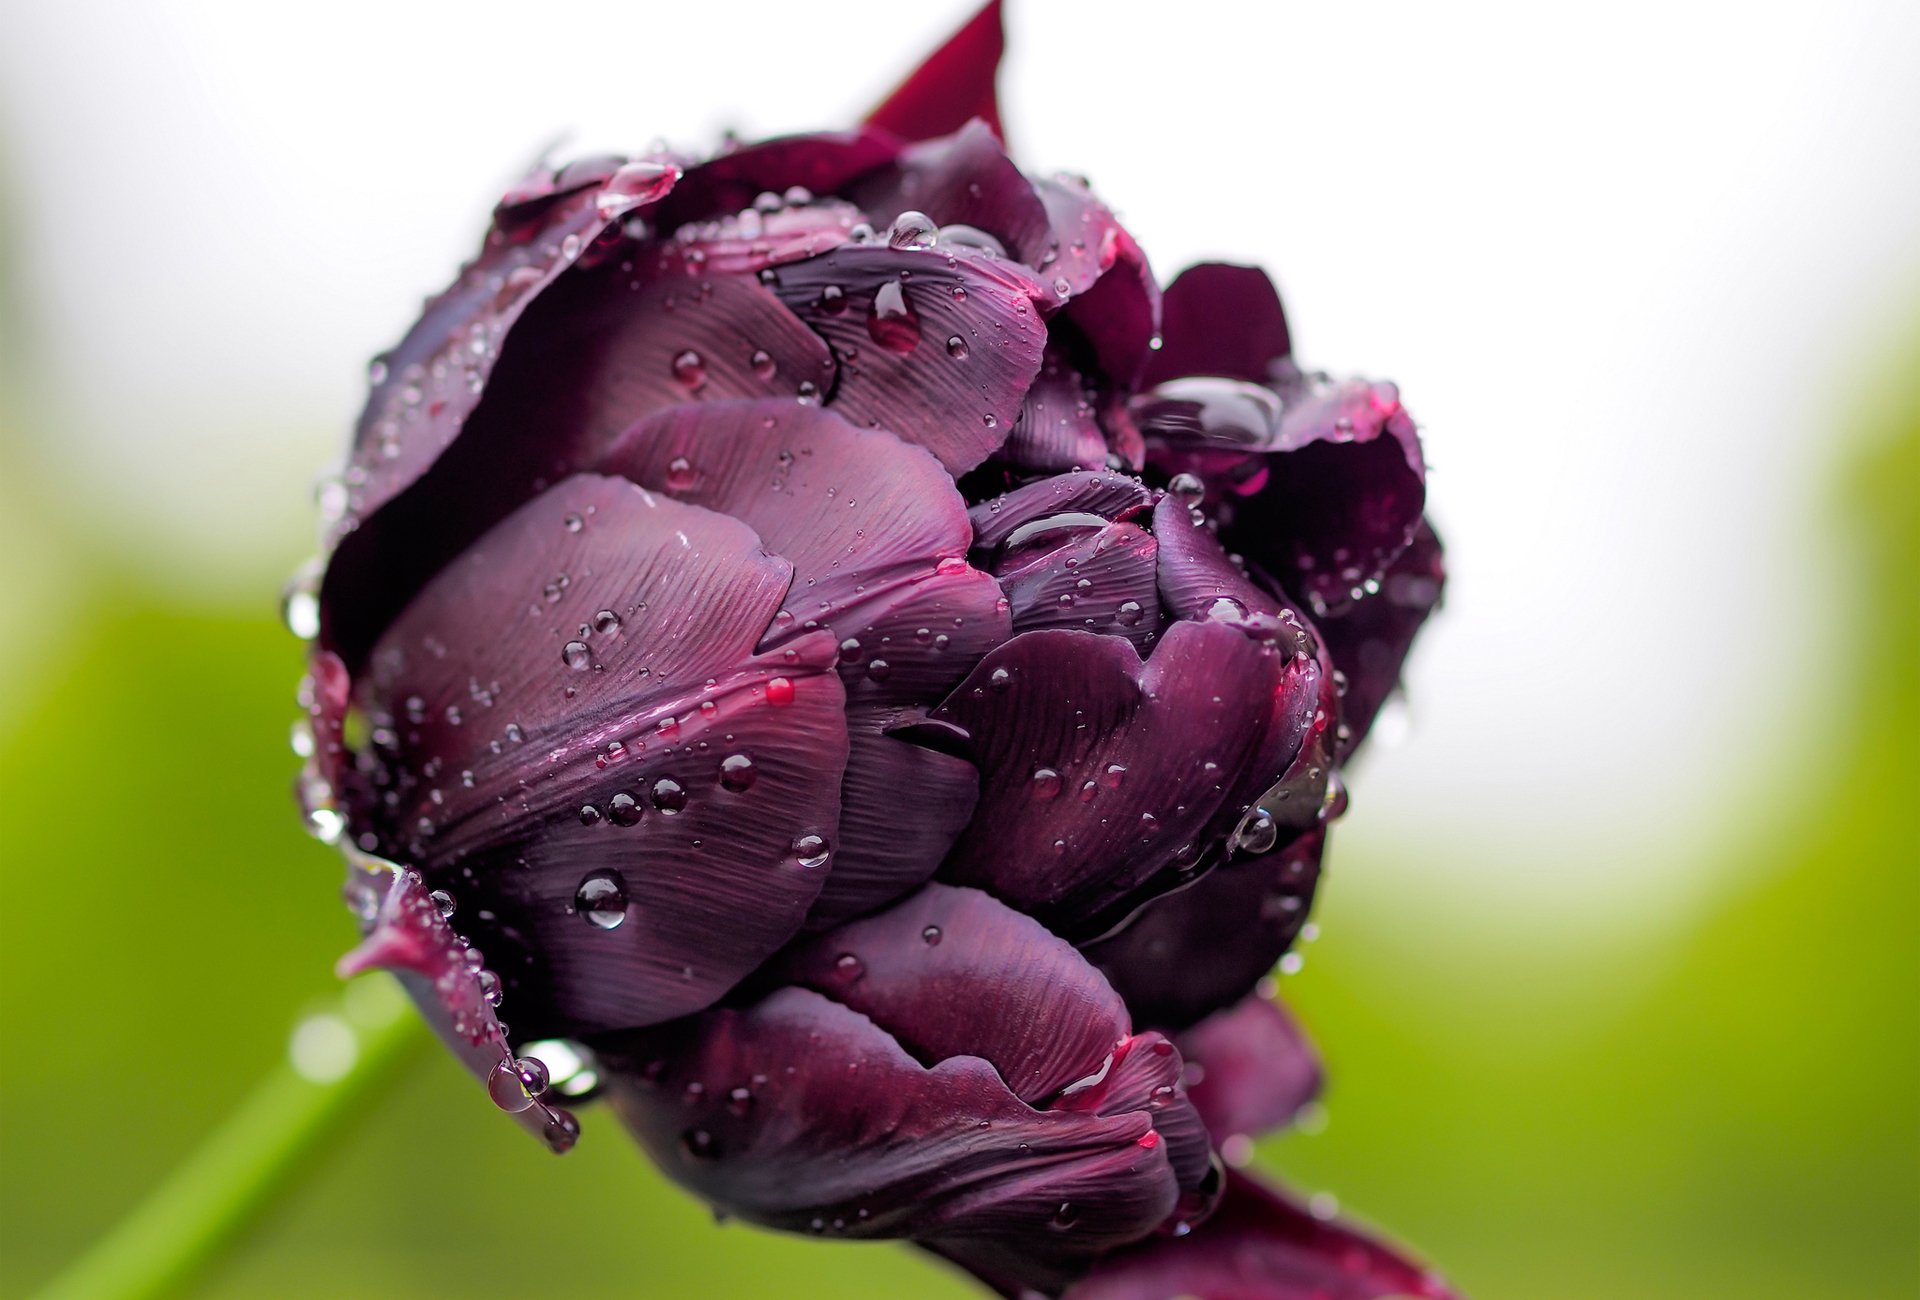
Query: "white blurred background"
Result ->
[[3, 0, 1918, 954]]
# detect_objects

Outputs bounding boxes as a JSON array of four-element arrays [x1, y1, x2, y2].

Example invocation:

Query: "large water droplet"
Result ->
[[575, 869, 629, 928], [1031, 767, 1063, 800], [887, 210, 938, 249], [867, 279, 921, 353], [671, 349, 706, 390], [651, 777, 687, 813], [563, 640, 593, 671], [607, 791, 642, 826], [719, 753, 757, 792], [792, 834, 830, 868]]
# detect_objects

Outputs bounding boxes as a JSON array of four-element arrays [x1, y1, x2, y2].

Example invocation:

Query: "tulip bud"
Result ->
[[298, 1, 1451, 1293]]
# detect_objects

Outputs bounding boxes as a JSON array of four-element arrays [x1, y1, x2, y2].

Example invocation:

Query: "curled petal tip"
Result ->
[[866, 1, 1008, 145]]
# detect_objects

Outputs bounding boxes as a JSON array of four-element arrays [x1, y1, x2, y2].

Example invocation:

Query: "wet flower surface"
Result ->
[[294, 2, 1451, 1293]]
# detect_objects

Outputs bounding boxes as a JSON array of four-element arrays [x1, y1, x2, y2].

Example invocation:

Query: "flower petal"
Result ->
[[998, 345, 1112, 474], [653, 130, 901, 228], [1062, 1170, 1460, 1300], [1315, 519, 1445, 760], [1084, 829, 1325, 1032], [865, 1, 1007, 145], [1139, 374, 1426, 616], [349, 474, 848, 1037], [1177, 995, 1324, 1146], [933, 619, 1314, 932], [1143, 262, 1292, 387], [597, 400, 1010, 924], [849, 120, 1052, 264], [599, 985, 1177, 1265], [1036, 177, 1162, 389], [337, 857, 581, 1153], [768, 241, 1049, 474], [769, 883, 1131, 1105], [969, 470, 1155, 552], [996, 521, 1163, 653], [320, 266, 835, 668], [333, 159, 680, 547]]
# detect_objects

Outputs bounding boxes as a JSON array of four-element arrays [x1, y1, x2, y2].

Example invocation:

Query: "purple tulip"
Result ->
[[295, 2, 1451, 1293]]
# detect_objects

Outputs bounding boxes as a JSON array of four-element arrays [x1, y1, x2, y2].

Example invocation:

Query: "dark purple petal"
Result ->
[[337, 859, 580, 1153], [1315, 519, 1445, 760], [1046, 1031, 1219, 1217], [849, 120, 1052, 264], [1140, 374, 1426, 616], [1062, 1170, 1460, 1300], [933, 619, 1314, 931], [865, 0, 1007, 145], [998, 346, 1111, 473], [1036, 177, 1162, 389], [1084, 829, 1325, 1032], [333, 159, 681, 547], [1178, 995, 1324, 1147], [644, 197, 864, 278], [652, 130, 901, 229], [771, 883, 1130, 1105], [600, 985, 1176, 1263], [1143, 262, 1292, 387], [968, 470, 1155, 551], [996, 522, 1162, 653], [597, 400, 1009, 924], [769, 242, 1049, 474], [349, 474, 848, 1037], [320, 266, 835, 669]]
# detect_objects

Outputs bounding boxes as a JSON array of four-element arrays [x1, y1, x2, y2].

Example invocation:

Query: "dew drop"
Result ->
[[429, 889, 456, 919], [766, 676, 795, 706], [886, 209, 938, 249], [719, 753, 758, 792], [817, 284, 848, 315], [945, 335, 969, 359], [1115, 599, 1144, 627], [834, 952, 865, 979], [651, 777, 688, 813], [750, 348, 776, 379], [921, 925, 943, 947], [792, 834, 830, 868], [1168, 472, 1205, 506], [607, 792, 642, 826], [1030, 767, 1063, 801], [575, 869, 629, 928], [562, 640, 593, 671]]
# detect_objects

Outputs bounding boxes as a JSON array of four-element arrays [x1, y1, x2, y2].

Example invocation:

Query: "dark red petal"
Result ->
[[1315, 519, 1445, 760], [1177, 995, 1324, 1146], [771, 883, 1131, 1105], [599, 985, 1176, 1264], [1036, 177, 1162, 389], [1084, 829, 1325, 1032], [653, 130, 902, 228], [337, 859, 579, 1153], [865, 1, 1007, 145], [320, 265, 835, 670], [769, 241, 1049, 474], [1143, 262, 1293, 387], [1140, 374, 1426, 616], [996, 522, 1163, 653], [333, 159, 680, 548], [645, 198, 864, 278], [998, 346, 1111, 474], [597, 400, 1010, 924], [968, 470, 1155, 551], [1062, 1169, 1460, 1300], [933, 620, 1313, 932], [850, 120, 1052, 265], [1046, 1031, 1218, 1213], [350, 474, 848, 1036]]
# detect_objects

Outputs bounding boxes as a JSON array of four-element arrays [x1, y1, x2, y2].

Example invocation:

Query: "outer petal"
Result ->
[[652, 130, 901, 229], [350, 474, 848, 1037], [334, 157, 681, 545], [969, 470, 1155, 552], [1143, 262, 1293, 387], [337, 858, 581, 1153], [769, 241, 1049, 474], [998, 346, 1111, 474], [865, 0, 1007, 145], [1036, 177, 1161, 390], [849, 120, 1052, 265], [1062, 1170, 1460, 1300], [1177, 995, 1324, 1147], [599, 986, 1177, 1263], [933, 620, 1313, 932], [597, 400, 1010, 925], [1138, 374, 1426, 616], [1315, 519, 1446, 760], [995, 521, 1163, 653], [320, 264, 834, 668], [1083, 830, 1325, 1033], [768, 883, 1132, 1105]]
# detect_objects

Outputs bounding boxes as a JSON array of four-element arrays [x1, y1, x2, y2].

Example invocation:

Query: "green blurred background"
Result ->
[[3, 2, 1919, 1295]]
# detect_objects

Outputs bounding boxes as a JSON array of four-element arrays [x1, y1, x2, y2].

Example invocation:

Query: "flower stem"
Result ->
[[33, 977, 425, 1300]]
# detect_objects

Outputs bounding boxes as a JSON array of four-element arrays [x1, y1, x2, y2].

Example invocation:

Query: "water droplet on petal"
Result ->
[[719, 753, 757, 792], [792, 834, 830, 868], [563, 640, 593, 671], [575, 869, 629, 928]]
